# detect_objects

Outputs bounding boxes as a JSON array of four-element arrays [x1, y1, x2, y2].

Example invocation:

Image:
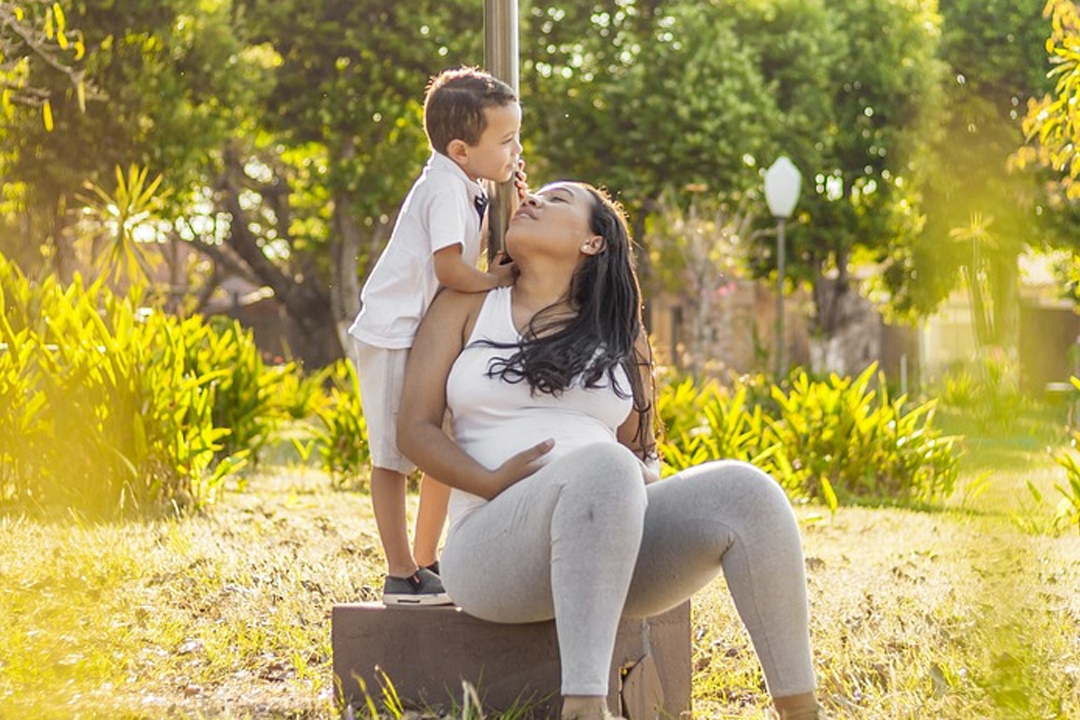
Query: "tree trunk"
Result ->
[[217, 143, 343, 369], [331, 192, 363, 357], [49, 208, 78, 284], [281, 286, 344, 369]]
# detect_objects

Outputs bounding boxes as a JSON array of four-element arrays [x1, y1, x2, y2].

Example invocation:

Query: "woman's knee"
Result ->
[[591, 441, 644, 472], [684, 460, 793, 517], [559, 443, 647, 506]]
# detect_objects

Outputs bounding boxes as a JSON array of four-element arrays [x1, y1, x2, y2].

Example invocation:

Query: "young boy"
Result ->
[[348, 67, 522, 605]]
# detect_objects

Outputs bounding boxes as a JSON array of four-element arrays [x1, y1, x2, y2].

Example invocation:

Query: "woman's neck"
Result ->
[[511, 266, 574, 327], [514, 263, 571, 306]]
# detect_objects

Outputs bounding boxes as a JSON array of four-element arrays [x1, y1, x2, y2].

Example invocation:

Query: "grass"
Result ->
[[2, 409, 1080, 719], [0, 465, 385, 719]]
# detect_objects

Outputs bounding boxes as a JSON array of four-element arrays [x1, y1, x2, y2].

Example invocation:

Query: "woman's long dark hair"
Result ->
[[484, 184, 656, 459]]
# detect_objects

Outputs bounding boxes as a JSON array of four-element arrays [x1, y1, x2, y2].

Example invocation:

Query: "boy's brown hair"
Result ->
[[423, 67, 517, 155]]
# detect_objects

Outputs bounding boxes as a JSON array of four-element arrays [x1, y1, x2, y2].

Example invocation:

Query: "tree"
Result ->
[[1, 0, 87, 119], [648, 188, 760, 376], [518, 0, 941, 373], [5, 0, 1056, 372], [0, 0, 91, 273], [205, 0, 486, 366], [521, 1, 786, 229], [2, 0, 497, 368], [1022, 0, 1080, 196], [1019, 0, 1080, 305], [0, 0, 249, 282], [764, 0, 942, 368], [882, 0, 1056, 357], [517, 0, 841, 352]]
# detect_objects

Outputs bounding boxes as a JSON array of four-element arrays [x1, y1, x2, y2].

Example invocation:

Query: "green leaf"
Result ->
[[819, 475, 838, 514]]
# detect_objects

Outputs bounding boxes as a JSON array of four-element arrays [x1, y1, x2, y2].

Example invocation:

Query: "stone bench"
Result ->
[[332, 601, 692, 720]]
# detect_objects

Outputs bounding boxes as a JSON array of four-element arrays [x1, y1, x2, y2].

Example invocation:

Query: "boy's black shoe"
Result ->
[[381, 567, 452, 606]]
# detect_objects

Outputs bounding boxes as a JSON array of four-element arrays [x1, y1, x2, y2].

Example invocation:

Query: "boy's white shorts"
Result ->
[[350, 339, 417, 475]]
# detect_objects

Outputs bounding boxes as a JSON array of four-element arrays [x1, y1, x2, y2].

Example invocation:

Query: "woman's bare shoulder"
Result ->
[[429, 287, 489, 315], [425, 287, 494, 342]]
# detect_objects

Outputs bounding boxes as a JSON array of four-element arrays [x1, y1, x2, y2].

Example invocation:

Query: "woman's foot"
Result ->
[[560, 696, 624, 720], [774, 692, 824, 720], [776, 710, 821, 720]]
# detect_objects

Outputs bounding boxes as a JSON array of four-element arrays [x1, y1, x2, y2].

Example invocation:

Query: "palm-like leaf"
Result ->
[[76, 164, 171, 287]]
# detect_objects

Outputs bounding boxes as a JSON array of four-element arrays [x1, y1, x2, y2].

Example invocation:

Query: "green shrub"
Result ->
[[657, 378, 777, 475], [656, 376, 714, 444], [273, 362, 330, 421], [766, 365, 959, 507], [658, 363, 960, 510], [0, 329, 49, 497], [942, 366, 977, 408], [1047, 377, 1080, 532], [935, 354, 1027, 431], [1049, 433, 1080, 533], [314, 359, 369, 487], [0, 255, 247, 517], [177, 316, 288, 463]]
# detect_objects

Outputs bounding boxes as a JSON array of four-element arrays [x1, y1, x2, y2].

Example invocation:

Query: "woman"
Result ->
[[398, 181, 823, 720]]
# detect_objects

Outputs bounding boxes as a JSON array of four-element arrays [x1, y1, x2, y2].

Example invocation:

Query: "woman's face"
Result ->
[[505, 182, 601, 261]]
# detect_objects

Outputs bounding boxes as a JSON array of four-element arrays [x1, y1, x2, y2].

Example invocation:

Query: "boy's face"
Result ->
[[455, 102, 522, 183]]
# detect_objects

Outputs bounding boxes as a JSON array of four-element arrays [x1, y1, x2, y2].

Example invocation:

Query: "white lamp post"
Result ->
[[764, 156, 802, 377]]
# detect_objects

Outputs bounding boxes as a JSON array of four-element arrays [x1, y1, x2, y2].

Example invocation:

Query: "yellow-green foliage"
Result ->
[[272, 361, 329, 421], [0, 255, 249, 516], [658, 364, 960, 510], [1048, 377, 1080, 532], [178, 315, 289, 464], [314, 359, 369, 487], [936, 355, 1027, 432]]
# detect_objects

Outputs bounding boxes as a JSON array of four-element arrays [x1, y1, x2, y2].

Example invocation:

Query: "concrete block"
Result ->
[[332, 601, 691, 719]]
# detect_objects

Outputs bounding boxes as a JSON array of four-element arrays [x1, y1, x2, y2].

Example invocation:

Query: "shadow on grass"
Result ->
[[829, 493, 987, 516]]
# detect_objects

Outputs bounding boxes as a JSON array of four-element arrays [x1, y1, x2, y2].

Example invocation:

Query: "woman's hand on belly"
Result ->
[[485, 438, 555, 499]]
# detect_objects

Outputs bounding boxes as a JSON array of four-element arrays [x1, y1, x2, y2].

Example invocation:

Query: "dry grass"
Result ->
[[0, 467, 383, 719], [693, 506, 1080, 718], [2, 415, 1080, 719]]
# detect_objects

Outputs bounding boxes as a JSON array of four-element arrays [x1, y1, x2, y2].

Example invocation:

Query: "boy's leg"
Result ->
[[355, 340, 418, 577], [371, 464, 450, 605], [353, 340, 450, 605], [370, 466, 416, 578], [413, 474, 451, 569]]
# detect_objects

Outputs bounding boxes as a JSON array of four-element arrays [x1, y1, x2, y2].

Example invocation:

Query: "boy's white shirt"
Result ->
[[349, 152, 486, 349]]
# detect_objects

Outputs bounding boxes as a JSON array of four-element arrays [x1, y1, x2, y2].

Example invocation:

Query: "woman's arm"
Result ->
[[617, 328, 661, 483], [398, 290, 552, 500]]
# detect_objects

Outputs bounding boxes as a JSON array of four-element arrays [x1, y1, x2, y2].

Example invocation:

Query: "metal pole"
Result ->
[[484, 0, 519, 262], [776, 217, 786, 377]]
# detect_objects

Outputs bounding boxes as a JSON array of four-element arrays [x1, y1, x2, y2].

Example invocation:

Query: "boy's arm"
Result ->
[[433, 244, 515, 292]]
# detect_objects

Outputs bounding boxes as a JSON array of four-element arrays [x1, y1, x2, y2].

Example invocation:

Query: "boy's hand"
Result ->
[[513, 159, 529, 203], [489, 257, 517, 287]]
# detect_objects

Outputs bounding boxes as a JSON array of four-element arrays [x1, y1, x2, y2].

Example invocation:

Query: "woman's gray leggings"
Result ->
[[440, 443, 816, 698]]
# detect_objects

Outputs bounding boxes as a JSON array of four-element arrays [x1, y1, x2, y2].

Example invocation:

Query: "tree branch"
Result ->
[[216, 142, 296, 301], [186, 235, 261, 288]]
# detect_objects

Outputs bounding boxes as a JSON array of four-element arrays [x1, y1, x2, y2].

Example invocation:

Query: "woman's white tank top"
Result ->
[[445, 286, 632, 532]]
